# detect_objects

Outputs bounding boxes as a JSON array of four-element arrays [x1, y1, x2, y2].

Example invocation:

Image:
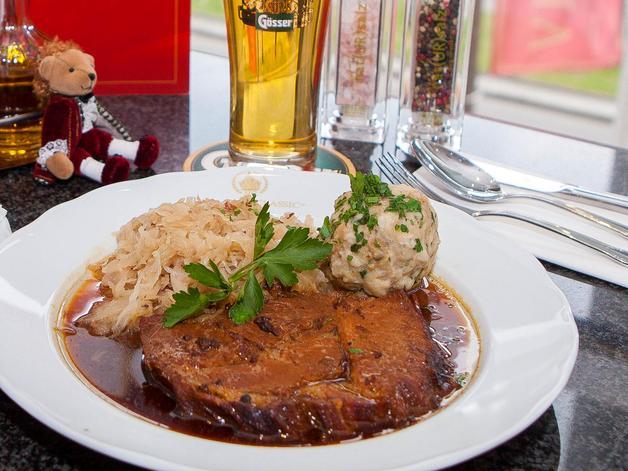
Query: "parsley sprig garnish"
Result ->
[[164, 202, 332, 327], [331, 173, 393, 252], [348, 347, 364, 354], [386, 194, 422, 218], [328, 173, 423, 253], [455, 372, 470, 387]]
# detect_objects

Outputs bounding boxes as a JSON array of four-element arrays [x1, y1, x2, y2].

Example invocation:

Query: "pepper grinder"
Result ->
[[396, 0, 476, 151]]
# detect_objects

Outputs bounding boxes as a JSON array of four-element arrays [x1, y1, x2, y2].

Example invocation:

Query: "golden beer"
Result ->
[[224, 0, 330, 163]]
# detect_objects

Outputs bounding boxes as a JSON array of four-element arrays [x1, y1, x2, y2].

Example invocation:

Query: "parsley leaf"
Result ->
[[414, 239, 423, 252], [367, 215, 378, 229], [318, 216, 334, 239], [163, 287, 229, 328], [263, 262, 299, 287], [334, 173, 394, 255], [254, 202, 274, 258], [350, 172, 365, 195], [349, 173, 392, 198], [184, 260, 230, 290], [258, 227, 331, 288], [260, 227, 332, 271], [455, 372, 469, 387], [387, 194, 422, 218], [164, 202, 332, 328], [229, 271, 264, 324], [348, 347, 364, 354]]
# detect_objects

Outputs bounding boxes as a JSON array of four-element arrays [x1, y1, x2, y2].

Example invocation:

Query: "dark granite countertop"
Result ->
[[0, 53, 626, 470]]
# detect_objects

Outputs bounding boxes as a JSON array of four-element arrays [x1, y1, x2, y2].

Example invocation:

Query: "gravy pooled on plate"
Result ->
[[61, 277, 479, 445]]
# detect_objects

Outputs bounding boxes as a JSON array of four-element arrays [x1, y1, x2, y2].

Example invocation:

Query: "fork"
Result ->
[[376, 153, 628, 267]]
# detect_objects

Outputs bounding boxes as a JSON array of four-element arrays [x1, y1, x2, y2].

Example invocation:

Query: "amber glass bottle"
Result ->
[[0, 0, 45, 170]]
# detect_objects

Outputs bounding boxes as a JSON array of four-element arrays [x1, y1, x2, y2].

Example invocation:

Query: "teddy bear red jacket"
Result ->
[[42, 94, 85, 156]]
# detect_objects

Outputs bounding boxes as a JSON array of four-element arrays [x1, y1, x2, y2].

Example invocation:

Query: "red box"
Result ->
[[29, 0, 190, 95]]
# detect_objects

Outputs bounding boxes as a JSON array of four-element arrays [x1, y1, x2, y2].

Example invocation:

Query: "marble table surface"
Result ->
[[0, 52, 626, 470]]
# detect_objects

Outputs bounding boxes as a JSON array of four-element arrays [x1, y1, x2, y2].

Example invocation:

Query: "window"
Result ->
[[190, 0, 628, 148], [191, 0, 227, 56], [467, 0, 627, 147]]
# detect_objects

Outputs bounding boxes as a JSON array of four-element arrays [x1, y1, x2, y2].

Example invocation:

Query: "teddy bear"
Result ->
[[32, 40, 159, 185]]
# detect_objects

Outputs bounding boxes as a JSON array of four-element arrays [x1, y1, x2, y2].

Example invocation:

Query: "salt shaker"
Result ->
[[320, 0, 396, 143], [396, 0, 476, 151]]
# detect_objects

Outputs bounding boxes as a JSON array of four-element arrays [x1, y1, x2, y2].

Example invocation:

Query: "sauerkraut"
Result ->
[[80, 196, 328, 337]]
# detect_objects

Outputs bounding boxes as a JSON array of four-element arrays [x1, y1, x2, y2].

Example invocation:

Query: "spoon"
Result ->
[[411, 140, 628, 239]]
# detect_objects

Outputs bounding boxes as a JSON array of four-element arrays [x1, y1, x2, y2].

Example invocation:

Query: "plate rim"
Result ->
[[0, 168, 578, 471]]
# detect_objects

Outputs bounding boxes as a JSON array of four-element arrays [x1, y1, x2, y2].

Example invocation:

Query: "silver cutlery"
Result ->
[[472, 158, 628, 211], [376, 152, 628, 267], [411, 140, 628, 238]]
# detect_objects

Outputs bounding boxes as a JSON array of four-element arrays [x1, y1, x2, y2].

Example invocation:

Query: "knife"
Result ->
[[471, 159, 628, 211]]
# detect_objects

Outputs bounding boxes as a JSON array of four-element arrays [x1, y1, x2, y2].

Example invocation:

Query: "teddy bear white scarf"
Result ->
[[77, 95, 99, 134]]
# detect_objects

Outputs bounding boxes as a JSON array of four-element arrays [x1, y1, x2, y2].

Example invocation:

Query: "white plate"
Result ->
[[0, 167, 578, 471]]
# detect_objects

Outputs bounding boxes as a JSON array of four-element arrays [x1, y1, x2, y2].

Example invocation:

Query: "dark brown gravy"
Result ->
[[60, 279, 479, 445]]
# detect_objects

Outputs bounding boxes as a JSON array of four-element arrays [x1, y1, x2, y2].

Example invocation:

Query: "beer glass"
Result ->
[[224, 0, 330, 164]]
